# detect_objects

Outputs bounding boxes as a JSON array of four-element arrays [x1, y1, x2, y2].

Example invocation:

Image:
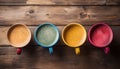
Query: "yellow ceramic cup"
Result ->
[[62, 23, 87, 55]]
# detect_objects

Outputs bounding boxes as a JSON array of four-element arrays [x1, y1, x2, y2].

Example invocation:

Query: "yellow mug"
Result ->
[[62, 23, 87, 55]]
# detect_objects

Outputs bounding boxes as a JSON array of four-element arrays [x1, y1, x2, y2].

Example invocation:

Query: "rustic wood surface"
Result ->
[[0, 0, 106, 5], [0, 0, 119, 5], [0, 6, 120, 26], [0, 26, 120, 46], [0, 0, 120, 69]]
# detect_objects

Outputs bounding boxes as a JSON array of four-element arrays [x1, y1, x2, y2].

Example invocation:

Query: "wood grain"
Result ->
[[0, 26, 120, 46], [106, 0, 120, 5], [0, 0, 119, 5], [0, 0, 107, 5], [0, 6, 120, 26], [0, 41, 120, 69], [0, 0, 120, 69]]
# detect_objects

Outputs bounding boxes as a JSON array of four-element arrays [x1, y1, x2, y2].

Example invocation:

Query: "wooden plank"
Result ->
[[0, 44, 120, 69], [0, 26, 120, 46], [0, 0, 107, 5], [106, 0, 120, 5], [0, 6, 120, 26], [0, 0, 119, 5], [83, 6, 120, 25]]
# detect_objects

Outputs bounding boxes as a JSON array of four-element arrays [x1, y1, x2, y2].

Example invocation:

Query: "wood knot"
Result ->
[[29, 10, 34, 14], [46, 13, 49, 16], [26, 9, 34, 15], [79, 12, 88, 18]]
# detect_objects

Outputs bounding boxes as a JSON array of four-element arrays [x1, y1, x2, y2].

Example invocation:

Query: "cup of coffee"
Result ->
[[88, 23, 113, 54], [34, 23, 59, 55], [62, 23, 87, 55], [7, 24, 31, 55]]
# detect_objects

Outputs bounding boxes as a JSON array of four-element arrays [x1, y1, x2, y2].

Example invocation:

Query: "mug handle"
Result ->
[[75, 47, 80, 55], [49, 47, 53, 55], [104, 47, 110, 54], [17, 48, 22, 55]]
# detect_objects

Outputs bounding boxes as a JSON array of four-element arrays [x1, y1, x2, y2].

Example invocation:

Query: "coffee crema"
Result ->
[[8, 25, 30, 47]]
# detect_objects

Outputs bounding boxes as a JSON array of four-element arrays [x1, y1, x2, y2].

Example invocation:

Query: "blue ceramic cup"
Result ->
[[34, 23, 59, 54]]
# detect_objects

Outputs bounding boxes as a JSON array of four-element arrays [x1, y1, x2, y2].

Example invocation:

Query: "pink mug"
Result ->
[[88, 23, 113, 54]]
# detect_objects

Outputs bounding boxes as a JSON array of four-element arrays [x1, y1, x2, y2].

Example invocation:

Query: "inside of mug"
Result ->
[[89, 24, 113, 47], [36, 24, 59, 47], [7, 24, 31, 47], [63, 24, 86, 47]]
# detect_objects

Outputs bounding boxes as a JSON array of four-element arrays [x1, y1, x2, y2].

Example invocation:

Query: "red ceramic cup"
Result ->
[[88, 23, 113, 54]]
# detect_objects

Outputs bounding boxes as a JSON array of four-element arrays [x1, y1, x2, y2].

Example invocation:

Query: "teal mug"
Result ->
[[34, 23, 59, 54]]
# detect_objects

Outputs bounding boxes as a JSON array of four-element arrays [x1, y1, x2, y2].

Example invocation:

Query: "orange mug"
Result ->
[[62, 23, 87, 55], [7, 24, 31, 55]]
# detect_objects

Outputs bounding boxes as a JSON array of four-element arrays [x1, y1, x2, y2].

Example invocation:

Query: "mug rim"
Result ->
[[62, 23, 87, 48], [34, 22, 59, 48], [88, 22, 113, 47], [7, 23, 31, 48]]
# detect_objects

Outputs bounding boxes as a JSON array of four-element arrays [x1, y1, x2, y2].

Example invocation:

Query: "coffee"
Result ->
[[36, 24, 57, 46], [8, 25, 30, 47]]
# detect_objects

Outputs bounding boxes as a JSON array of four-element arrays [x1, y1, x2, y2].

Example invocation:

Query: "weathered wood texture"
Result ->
[[0, 0, 109, 5], [0, 6, 120, 26], [0, 44, 120, 69], [107, 0, 120, 5], [0, 0, 120, 69], [0, 26, 120, 69], [0, 26, 120, 46], [0, 0, 119, 5]]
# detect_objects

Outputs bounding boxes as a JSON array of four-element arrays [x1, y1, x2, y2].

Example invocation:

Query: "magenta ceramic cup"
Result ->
[[88, 23, 113, 54]]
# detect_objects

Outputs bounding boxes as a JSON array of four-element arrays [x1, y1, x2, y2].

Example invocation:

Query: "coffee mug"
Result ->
[[88, 23, 113, 54], [62, 23, 87, 55], [7, 24, 31, 55], [34, 23, 59, 54]]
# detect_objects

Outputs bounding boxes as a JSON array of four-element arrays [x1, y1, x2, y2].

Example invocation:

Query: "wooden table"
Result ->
[[0, 0, 120, 69]]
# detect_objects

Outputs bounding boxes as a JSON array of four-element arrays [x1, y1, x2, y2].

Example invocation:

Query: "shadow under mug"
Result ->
[[62, 23, 87, 55], [88, 23, 113, 54], [34, 23, 59, 55], [7, 24, 31, 55]]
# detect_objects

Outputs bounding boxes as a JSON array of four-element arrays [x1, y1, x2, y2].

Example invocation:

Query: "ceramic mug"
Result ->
[[7, 24, 31, 55], [62, 23, 87, 55], [88, 23, 113, 54], [34, 23, 59, 55]]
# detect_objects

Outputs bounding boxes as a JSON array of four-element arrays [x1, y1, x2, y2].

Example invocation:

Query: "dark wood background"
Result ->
[[0, 0, 120, 69]]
